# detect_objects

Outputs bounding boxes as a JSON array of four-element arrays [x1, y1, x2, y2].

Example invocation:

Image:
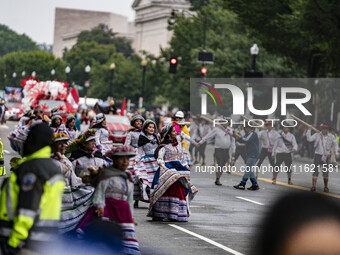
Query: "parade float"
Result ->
[[21, 78, 79, 119]]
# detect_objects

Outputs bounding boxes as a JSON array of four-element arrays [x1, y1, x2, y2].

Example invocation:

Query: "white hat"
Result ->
[[175, 111, 184, 118], [95, 113, 105, 125]]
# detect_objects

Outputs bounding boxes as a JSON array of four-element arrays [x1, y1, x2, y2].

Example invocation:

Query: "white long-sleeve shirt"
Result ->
[[306, 130, 339, 156], [200, 126, 236, 152], [236, 129, 246, 147], [259, 129, 280, 150], [272, 132, 297, 155]]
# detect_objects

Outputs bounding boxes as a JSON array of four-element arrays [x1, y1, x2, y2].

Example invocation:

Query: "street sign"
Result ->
[[84, 81, 90, 87], [197, 52, 214, 64]]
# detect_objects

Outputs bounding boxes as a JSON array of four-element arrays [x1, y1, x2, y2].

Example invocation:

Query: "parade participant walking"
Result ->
[[198, 118, 235, 186], [124, 115, 145, 203], [51, 133, 94, 233], [124, 115, 145, 150], [173, 111, 190, 150], [33, 108, 42, 120], [196, 118, 211, 166], [0, 124, 65, 254], [133, 120, 159, 206], [0, 98, 6, 125], [306, 124, 339, 192], [148, 124, 198, 222], [256, 122, 279, 177], [271, 126, 297, 185], [77, 146, 140, 255], [92, 113, 113, 154], [233, 124, 260, 190], [68, 129, 107, 181], [8, 115, 36, 155], [80, 109, 90, 133], [189, 116, 199, 164], [234, 125, 246, 164], [50, 114, 67, 134], [65, 115, 78, 141]]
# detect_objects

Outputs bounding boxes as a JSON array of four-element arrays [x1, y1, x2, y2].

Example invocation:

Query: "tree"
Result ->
[[64, 41, 149, 103], [0, 24, 38, 57], [77, 24, 133, 57], [0, 51, 67, 88], [224, 0, 340, 77], [155, 0, 305, 110]]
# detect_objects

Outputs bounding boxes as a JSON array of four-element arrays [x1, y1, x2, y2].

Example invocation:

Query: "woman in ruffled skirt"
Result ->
[[148, 124, 198, 222], [77, 146, 140, 255], [133, 120, 159, 206], [51, 133, 94, 233], [125, 115, 145, 173], [68, 129, 108, 182]]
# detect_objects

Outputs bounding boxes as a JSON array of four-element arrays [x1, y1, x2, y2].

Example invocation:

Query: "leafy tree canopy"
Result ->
[[0, 24, 38, 57], [0, 51, 67, 88], [77, 24, 133, 57]]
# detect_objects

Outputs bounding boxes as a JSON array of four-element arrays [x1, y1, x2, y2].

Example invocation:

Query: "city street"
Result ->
[[2, 122, 338, 255]]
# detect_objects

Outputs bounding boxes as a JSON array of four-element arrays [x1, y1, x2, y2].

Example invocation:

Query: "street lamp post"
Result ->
[[51, 69, 55, 79], [65, 66, 71, 83], [250, 44, 259, 72], [84, 65, 91, 105], [140, 59, 148, 108], [109, 63, 116, 98], [12, 72, 17, 86], [21, 71, 26, 78]]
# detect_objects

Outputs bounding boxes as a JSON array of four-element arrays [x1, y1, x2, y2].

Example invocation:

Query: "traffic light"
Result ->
[[169, 57, 177, 73], [201, 67, 207, 76]]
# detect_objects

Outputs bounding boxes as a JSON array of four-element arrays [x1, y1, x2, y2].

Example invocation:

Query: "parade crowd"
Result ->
[[0, 103, 339, 255], [0, 106, 197, 255]]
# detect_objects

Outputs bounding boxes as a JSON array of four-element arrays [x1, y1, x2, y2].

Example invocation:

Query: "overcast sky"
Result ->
[[0, 0, 135, 44]]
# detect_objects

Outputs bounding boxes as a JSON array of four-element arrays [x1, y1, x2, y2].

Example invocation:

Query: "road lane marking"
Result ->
[[236, 196, 264, 206], [231, 171, 340, 199], [168, 224, 244, 255], [0, 125, 9, 129], [4, 150, 10, 154]]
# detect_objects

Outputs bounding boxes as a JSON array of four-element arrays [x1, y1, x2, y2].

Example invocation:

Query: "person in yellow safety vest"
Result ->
[[173, 111, 190, 150], [0, 123, 65, 255], [0, 138, 5, 176]]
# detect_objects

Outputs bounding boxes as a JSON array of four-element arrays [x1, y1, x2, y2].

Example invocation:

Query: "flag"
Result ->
[[66, 87, 79, 113], [121, 97, 126, 116]]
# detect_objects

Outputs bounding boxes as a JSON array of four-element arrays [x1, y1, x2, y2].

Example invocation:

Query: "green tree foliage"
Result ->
[[64, 41, 147, 103], [0, 51, 67, 88], [224, 0, 340, 77], [77, 24, 133, 57], [0, 24, 38, 57], [158, 0, 305, 110]]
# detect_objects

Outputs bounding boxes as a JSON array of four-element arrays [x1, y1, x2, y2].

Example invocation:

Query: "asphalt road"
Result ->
[[1, 122, 340, 255]]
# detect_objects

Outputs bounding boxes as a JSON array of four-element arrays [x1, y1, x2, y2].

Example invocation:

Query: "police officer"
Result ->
[[0, 123, 65, 254]]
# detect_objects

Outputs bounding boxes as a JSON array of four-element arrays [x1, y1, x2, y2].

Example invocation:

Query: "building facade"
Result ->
[[132, 0, 191, 56], [53, 8, 134, 58]]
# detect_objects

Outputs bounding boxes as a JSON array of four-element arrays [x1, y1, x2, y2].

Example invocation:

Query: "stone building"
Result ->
[[132, 0, 191, 56], [53, 8, 135, 58]]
